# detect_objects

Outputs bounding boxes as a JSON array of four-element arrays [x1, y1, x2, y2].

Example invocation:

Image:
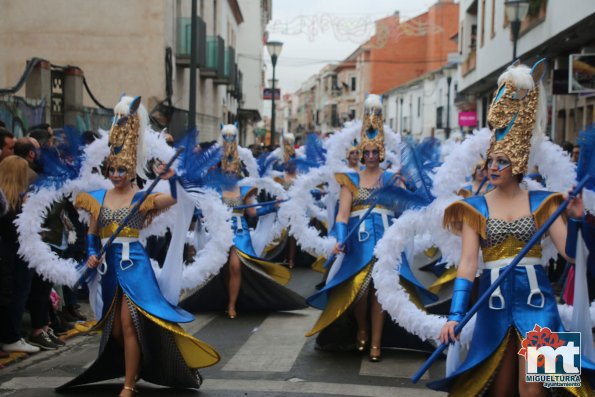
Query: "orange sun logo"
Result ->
[[518, 325, 566, 368]]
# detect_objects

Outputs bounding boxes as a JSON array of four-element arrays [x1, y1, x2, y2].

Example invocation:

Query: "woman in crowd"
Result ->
[[0, 156, 39, 355]]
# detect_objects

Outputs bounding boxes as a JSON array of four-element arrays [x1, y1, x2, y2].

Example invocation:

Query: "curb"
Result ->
[[0, 321, 97, 370]]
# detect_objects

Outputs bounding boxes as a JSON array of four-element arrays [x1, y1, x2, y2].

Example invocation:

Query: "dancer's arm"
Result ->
[[332, 185, 353, 255], [439, 222, 479, 343]]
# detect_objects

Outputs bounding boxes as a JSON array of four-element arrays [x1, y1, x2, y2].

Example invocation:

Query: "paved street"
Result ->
[[0, 268, 446, 397]]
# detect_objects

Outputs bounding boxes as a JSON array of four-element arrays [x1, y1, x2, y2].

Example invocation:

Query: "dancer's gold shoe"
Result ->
[[369, 346, 381, 362], [356, 330, 368, 352]]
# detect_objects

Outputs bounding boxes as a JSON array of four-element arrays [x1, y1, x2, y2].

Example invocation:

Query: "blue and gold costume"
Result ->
[[58, 189, 219, 390], [180, 186, 306, 312], [429, 191, 595, 396], [306, 171, 436, 348]]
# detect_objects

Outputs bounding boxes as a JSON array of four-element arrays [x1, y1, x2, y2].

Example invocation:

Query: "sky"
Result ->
[[264, 0, 433, 94]]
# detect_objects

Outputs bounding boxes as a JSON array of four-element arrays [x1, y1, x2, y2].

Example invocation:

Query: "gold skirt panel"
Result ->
[[305, 262, 373, 337]]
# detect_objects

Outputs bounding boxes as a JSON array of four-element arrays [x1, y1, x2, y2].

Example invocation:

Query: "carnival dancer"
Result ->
[[180, 124, 306, 319], [57, 96, 219, 396], [305, 95, 436, 361], [457, 158, 492, 198], [434, 60, 595, 395]]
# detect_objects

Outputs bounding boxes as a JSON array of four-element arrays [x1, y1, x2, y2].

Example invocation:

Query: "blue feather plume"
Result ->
[[257, 151, 280, 177], [175, 129, 219, 182], [304, 133, 326, 167], [31, 126, 84, 191], [398, 140, 439, 204], [370, 183, 433, 216], [173, 128, 238, 191], [577, 124, 595, 191]]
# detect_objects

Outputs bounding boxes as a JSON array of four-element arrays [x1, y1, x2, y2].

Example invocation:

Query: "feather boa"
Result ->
[[278, 168, 337, 257], [238, 146, 259, 177], [16, 127, 232, 292], [280, 121, 403, 256], [240, 176, 287, 248]]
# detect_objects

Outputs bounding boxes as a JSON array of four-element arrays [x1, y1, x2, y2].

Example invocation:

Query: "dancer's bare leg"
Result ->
[[119, 296, 140, 397], [227, 249, 241, 318], [353, 287, 369, 350], [369, 287, 384, 361]]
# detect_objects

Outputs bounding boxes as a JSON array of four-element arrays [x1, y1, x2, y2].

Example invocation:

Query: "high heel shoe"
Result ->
[[119, 385, 137, 396], [369, 346, 381, 362], [356, 330, 368, 352], [227, 308, 237, 319]]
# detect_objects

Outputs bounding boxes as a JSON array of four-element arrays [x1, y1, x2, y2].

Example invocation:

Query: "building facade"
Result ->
[[0, 0, 270, 143], [456, 0, 595, 143]]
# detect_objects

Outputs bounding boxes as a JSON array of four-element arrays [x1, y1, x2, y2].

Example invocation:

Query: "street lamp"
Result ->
[[445, 67, 454, 140], [504, 0, 530, 61], [266, 40, 283, 145]]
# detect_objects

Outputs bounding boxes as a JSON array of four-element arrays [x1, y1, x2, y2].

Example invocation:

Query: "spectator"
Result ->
[[28, 128, 53, 147], [572, 144, 580, 164], [0, 156, 39, 354], [561, 140, 574, 155], [14, 137, 41, 173], [0, 129, 16, 162]]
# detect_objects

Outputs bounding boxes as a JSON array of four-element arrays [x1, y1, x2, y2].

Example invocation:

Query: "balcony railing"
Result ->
[[200, 36, 225, 79], [215, 47, 236, 86], [175, 17, 206, 68]]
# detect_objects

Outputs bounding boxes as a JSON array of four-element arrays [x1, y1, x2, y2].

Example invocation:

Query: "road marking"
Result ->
[[222, 308, 319, 372], [203, 378, 446, 396], [0, 377, 446, 396], [0, 377, 71, 389], [359, 351, 430, 380]]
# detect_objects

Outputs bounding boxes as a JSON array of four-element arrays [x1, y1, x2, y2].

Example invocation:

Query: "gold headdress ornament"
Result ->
[[346, 138, 359, 157], [220, 122, 241, 174], [358, 94, 385, 161], [107, 95, 148, 180], [486, 59, 546, 175], [282, 132, 296, 163]]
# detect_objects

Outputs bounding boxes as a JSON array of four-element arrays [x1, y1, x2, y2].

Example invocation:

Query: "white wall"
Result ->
[[385, 69, 459, 141]]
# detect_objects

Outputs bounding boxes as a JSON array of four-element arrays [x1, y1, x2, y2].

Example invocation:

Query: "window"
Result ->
[[491, 0, 496, 38], [351, 77, 356, 91], [417, 97, 421, 117], [349, 108, 356, 120], [480, 0, 485, 47], [436, 106, 444, 129]]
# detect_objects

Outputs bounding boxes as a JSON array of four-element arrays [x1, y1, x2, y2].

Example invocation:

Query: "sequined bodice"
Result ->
[[99, 206, 146, 229], [481, 216, 535, 248], [351, 187, 375, 208], [222, 197, 243, 211]]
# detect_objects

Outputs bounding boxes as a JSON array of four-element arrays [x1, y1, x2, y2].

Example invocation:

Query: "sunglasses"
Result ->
[[486, 157, 511, 171], [363, 149, 380, 158], [108, 166, 128, 176]]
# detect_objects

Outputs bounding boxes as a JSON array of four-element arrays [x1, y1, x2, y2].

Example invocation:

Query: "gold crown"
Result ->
[[220, 123, 241, 174], [358, 94, 385, 161], [486, 59, 546, 175], [107, 96, 147, 179]]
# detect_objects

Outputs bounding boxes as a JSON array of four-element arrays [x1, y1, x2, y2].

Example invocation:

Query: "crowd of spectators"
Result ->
[[0, 121, 90, 357]]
